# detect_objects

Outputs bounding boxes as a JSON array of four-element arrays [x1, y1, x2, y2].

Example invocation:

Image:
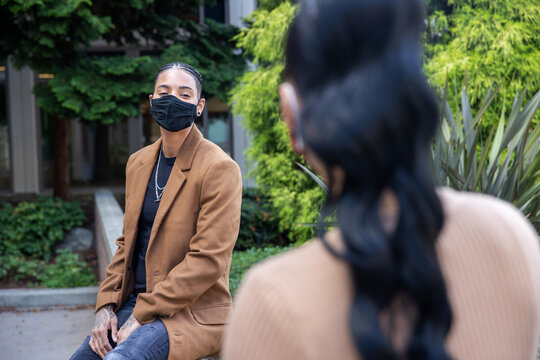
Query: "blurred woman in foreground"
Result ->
[[222, 0, 540, 358]]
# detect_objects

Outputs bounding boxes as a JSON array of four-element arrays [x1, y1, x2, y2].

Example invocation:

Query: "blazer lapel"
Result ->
[[123, 139, 161, 243], [148, 125, 204, 247]]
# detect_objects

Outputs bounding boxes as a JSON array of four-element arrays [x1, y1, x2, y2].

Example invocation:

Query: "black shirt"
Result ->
[[132, 148, 176, 293]]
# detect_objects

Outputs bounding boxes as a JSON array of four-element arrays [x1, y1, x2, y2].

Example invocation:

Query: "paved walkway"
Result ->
[[0, 306, 94, 360]]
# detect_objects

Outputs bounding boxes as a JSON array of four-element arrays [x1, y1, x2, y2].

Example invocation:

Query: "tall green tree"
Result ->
[[0, 0, 113, 198], [0, 0, 245, 198], [424, 0, 540, 123], [158, 19, 246, 103], [0, 0, 113, 71], [34, 56, 153, 184], [230, 2, 325, 243]]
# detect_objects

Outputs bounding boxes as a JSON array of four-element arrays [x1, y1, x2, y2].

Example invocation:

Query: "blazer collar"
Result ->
[[136, 125, 203, 171]]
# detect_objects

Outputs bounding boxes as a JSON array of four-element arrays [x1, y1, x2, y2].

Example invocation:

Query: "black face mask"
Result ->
[[150, 95, 199, 132]]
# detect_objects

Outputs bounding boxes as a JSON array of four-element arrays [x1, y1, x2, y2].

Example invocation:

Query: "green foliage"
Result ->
[[234, 4, 296, 64], [0, 197, 94, 288], [231, 3, 325, 243], [433, 81, 540, 230], [0, 197, 86, 260], [257, 0, 290, 11], [0, 249, 96, 288], [229, 245, 292, 296], [90, 0, 199, 46], [156, 19, 246, 102], [0, 0, 113, 71], [37, 249, 96, 288], [424, 0, 540, 124], [33, 16, 246, 124], [0, 253, 40, 281], [34, 56, 153, 124], [2, 1, 245, 126], [237, 188, 286, 250]]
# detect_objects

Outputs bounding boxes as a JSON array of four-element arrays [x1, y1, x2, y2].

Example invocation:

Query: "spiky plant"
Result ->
[[433, 81, 540, 231]]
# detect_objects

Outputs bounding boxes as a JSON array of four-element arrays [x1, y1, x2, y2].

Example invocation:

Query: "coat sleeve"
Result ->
[[95, 233, 127, 311], [132, 158, 242, 324], [95, 155, 134, 312]]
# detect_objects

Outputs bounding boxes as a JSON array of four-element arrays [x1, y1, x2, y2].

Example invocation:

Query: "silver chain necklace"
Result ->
[[154, 150, 166, 202]]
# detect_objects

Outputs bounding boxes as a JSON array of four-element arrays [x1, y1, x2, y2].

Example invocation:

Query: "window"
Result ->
[[196, 97, 233, 157], [203, 0, 228, 24]]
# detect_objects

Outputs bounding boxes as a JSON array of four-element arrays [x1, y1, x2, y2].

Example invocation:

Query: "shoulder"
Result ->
[[225, 232, 355, 359], [126, 142, 156, 169], [237, 230, 351, 314], [193, 139, 241, 183], [196, 139, 239, 171], [437, 187, 538, 245], [436, 189, 540, 358], [436, 187, 540, 303]]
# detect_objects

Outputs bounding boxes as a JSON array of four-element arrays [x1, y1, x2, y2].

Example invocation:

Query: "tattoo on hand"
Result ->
[[95, 304, 115, 327], [124, 314, 136, 327]]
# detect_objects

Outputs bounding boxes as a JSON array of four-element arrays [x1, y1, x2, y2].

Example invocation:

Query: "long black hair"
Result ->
[[284, 0, 453, 358]]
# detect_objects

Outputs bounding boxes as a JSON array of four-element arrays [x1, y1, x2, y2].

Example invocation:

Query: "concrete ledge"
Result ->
[[0, 286, 99, 308], [95, 189, 123, 280]]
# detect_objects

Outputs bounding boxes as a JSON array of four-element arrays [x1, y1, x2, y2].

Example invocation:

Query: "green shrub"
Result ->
[[424, 0, 540, 127], [36, 249, 96, 288], [237, 188, 288, 250], [231, 3, 325, 244], [0, 249, 96, 288], [0, 197, 86, 260], [0, 197, 93, 288], [0, 254, 40, 282], [229, 246, 292, 296]]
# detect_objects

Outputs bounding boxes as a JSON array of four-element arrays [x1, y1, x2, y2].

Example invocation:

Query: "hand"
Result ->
[[90, 304, 118, 359], [117, 313, 142, 344]]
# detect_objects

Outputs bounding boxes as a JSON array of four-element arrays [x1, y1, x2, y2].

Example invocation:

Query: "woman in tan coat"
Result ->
[[222, 0, 540, 359], [71, 63, 242, 360]]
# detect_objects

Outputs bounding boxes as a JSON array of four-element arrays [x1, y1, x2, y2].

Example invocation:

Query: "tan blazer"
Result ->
[[96, 126, 242, 360], [223, 188, 540, 360]]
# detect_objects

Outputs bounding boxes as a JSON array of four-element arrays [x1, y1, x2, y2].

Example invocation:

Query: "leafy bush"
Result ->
[[424, 0, 540, 125], [433, 82, 540, 230], [0, 254, 40, 281], [0, 197, 86, 260], [229, 246, 292, 297], [237, 188, 288, 250], [37, 249, 96, 288], [231, 2, 325, 244], [0, 197, 93, 288], [0, 249, 96, 288]]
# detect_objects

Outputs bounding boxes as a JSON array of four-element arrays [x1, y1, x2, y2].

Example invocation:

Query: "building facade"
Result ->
[[0, 0, 256, 195]]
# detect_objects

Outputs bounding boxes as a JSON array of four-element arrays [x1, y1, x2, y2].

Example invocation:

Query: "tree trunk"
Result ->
[[93, 122, 110, 184], [53, 116, 70, 200]]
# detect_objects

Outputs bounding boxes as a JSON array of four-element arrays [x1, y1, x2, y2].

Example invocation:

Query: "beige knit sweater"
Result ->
[[222, 188, 540, 359]]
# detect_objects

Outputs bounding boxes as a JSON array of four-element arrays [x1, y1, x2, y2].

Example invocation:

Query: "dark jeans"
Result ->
[[70, 293, 169, 360]]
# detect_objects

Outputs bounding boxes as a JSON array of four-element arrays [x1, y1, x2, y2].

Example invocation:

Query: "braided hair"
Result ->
[[153, 62, 203, 98]]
